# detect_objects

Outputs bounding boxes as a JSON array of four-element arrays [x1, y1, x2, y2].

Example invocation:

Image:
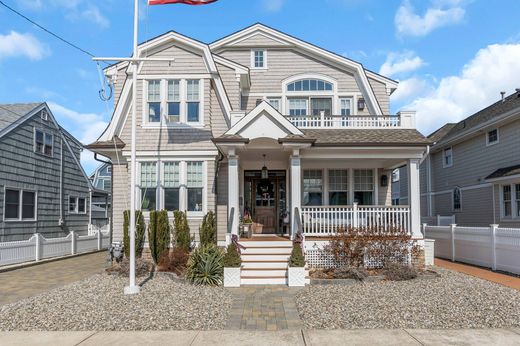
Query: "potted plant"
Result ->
[[242, 215, 253, 238], [288, 243, 306, 287], [223, 243, 242, 287]]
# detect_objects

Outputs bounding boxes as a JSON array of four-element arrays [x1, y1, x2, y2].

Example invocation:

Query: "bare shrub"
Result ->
[[157, 248, 189, 276], [383, 263, 418, 281], [106, 258, 152, 277], [332, 266, 368, 281]]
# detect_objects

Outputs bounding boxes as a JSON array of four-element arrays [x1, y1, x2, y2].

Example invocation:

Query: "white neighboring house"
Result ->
[[88, 24, 430, 284]]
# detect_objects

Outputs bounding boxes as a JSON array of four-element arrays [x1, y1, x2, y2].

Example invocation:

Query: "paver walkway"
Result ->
[[0, 252, 108, 306], [435, 258, 520, 291], [225, 286, 303, 330]]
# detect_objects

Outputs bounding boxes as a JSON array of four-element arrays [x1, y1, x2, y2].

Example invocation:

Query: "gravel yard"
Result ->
[[297, 268, 520, 329], [0, 274, 232, 331]]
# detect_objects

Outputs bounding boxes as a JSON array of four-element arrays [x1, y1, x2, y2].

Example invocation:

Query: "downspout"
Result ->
[[59, 137, 64, 226], [214, 150, 224, 243]]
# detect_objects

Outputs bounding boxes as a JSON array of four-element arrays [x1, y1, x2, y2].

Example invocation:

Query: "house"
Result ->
[[397, 90, 520, 228], [87, 24, 430, 283], [89, 162, 112, 233], [0, 102, 108, 242]]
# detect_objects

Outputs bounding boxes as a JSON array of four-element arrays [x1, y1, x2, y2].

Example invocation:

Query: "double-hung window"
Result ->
[[311, 98, 332, 116], [354, 169, 374, 205], [4, 189, 36, 221], [187, 162, 203, 212], [163, 162, 180, 211], [503, 185, 512, 217], [303, 170, 323, 206], [328, 169, 348, 205], [186, 80, 200, 123], [68, 196, 86, 214], [487, 129, 499, 145], [167, 80, 181, 123], [147, 80, 161, 123], [340, 98, 352, 116], [443, 147, 453, 167], [267, 98, 281, 112], [35, 129, 53, 156], [252, 50, 265, 68], [288, 99, 307, 116], [140, 162, 157, 211]]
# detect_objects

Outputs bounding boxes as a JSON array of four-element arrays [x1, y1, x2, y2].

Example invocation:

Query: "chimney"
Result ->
[[500, 91, 506, 102]]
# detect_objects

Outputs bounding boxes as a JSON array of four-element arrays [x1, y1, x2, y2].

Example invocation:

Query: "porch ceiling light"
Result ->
[[261, 154, 268, 179]]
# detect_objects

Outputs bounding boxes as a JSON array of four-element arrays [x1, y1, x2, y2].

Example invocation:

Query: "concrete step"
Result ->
[[240, 254, 291, 261], [241, 268, 288, 277], [241, 247, 292, 255], [241, 277, 287, 285], [241, 260, 288, 269], [239, 241, 293, 247]]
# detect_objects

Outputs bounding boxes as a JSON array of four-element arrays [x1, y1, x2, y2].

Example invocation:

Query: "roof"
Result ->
[[427, 123, 457, 143], [485, 164, 520, 181], [300, 129, 431, 146], [86, 136, 126, 150], [434, 90, 520, 147], [0, 103, 43, 132]]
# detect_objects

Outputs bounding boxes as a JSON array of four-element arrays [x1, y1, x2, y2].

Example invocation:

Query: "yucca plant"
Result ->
[[186, 244, 224, 286]]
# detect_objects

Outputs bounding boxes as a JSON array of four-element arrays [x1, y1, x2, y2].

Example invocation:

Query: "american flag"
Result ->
[[148, 0, 217, 5]]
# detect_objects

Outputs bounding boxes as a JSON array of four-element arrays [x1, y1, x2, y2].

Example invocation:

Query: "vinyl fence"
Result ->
[[424, 224, 520, 275], [421, 215, 456, 226], [0, 231, 110, 267]]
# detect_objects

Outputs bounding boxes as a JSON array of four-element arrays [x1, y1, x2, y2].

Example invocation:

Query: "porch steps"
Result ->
[[239, 238, 309, 285]]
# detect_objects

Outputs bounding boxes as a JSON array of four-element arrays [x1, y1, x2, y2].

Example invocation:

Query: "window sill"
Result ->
[[4, 219, 37, 222], [251, 67, 268, 71], [141, 123, 205, 129], [486, 141, 499, 147]]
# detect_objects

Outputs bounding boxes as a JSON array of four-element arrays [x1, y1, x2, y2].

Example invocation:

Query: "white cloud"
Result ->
[[402, 43, 520, 134], [262, 0, 285, 12], [0, 31, 49, 61], [47, 102, 108, 172], [79, 5, 110, 28], [395, 0, 465, 37], [391, 77, 432, 103], [379, 51, 425, 77]]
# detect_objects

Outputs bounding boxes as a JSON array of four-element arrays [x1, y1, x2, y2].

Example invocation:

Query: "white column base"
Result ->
[[124, 285, 140, 295]]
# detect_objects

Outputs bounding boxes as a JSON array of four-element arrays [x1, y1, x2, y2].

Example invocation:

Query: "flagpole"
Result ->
[[123, 0, 140, 295]]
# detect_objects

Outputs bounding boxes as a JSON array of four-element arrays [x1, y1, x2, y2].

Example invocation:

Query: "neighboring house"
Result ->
[[89, 162, 112, 232], [397, 90, 520, 228], [0, 103, 108, 242], [87, 23, 430, 281]]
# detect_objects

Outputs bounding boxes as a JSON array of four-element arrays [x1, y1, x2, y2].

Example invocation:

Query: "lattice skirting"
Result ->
[[305, 248, 411, 269]]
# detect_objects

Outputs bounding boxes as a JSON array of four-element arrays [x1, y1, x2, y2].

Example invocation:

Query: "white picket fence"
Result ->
[[424, 224, 520, 275], [421, 215, 456, 226], [0, 231, 110, 267]]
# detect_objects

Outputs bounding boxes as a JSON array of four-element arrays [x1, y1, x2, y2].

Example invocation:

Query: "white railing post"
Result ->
[[97, 230, 102, 250], [437, 215, 441, 226], [450, 224, 456, 261], [490, 224, 498, 271], [34, 233, 41, 261], [320, 111, 325, 127], [353, 202, 359, 228], [71, 231, 76, 255]]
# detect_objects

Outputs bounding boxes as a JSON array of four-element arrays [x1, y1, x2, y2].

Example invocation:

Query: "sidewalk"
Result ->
[[1, 329, 519, 346], [435, 258, 520, 291], [0, 252, 108, 306]]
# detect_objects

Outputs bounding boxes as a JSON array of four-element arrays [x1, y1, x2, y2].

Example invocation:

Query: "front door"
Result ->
[[244, 170, 287, 234]]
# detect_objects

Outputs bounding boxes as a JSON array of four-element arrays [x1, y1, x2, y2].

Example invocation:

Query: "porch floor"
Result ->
[[240, 235, 290, 242]]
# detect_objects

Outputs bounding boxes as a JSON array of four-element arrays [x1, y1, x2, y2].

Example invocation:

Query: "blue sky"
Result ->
[[1, 0, 520, 173]]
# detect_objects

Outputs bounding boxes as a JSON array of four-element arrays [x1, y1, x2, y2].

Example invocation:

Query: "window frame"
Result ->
[[328, 169, 349, 205], [501, 183, 520, 219], [486, 128, 499, 146], [302, 169, 324, 206], [267, 98, 281, 112], [353, 169, 375, 205], [34, 128, 54, 157], [68, 196, 87, 215], [443, 147, 453, 168], [3, 187, 38, 222], [251, 49, 267, 69], [339, 97, 352, 116], [452, 187, 462, 212]]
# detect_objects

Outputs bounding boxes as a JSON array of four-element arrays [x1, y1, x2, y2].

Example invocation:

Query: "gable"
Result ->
[[139, 42, 208, 75], [229, 32, 290, 47]]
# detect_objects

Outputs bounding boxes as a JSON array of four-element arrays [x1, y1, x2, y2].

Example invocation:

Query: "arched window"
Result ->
[[286, 78, 333, 92], [453, 187, 461, 211]]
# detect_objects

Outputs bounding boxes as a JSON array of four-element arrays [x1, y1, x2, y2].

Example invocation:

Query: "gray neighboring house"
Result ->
[[397, 90, 520, 227], [89, 162, 112, 231], [0, 102, 108, 241]]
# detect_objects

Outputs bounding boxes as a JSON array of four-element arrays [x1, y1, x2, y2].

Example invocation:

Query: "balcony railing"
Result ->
[[300, 204, 411, 236], [286, 112, 415, 129]]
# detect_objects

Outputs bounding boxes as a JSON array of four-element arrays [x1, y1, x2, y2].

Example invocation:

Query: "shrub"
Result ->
[[106, 258, 152, 277], [288, 244, 305, 267], [223, 244, 241, 268], [383, 263, 418, 281], [123, 210, 146, 258], [148, 210, 171, 264], [332, 266, 368, 281], [173, 210, 191, 251], [199, 211, 217, 247], [158, 248, 189, 276], [186, 244, 224, 286]]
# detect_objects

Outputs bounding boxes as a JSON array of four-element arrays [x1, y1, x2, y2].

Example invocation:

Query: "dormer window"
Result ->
[[251, 49, 266, 69], [287, 79, 333, 92], [41, 109, 48, 121]]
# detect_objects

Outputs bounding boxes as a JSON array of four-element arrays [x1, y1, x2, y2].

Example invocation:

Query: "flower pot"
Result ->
[[224, 267, 241, 287], [288, 266, 306, 287], [242, 224, 252, 238]]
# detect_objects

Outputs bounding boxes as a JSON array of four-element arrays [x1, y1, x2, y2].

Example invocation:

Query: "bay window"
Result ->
[[354, 169, 374, 205], [147, 80, 161, 123], [5, 189, 36, 221], [167, 80, 180, 123], [186, 79, 200, 123], [187, 161, 203, 212], [140, 162, 157, 211], [35, 129, 53, 156], [303, 170, 323, 206], [328, 169, 348, 205], [163, 162, 180, 211]]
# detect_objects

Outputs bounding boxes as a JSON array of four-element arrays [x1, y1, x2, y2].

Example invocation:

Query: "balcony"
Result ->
[[286, 111, 416, 129]]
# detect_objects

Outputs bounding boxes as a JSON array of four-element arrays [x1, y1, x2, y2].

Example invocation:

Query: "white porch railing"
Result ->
[[286, 114, 402, 129], [300, 204, 410, 236]]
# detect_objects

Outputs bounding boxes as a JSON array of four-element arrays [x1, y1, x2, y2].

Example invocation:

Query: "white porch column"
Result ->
[[407, 158, 422, 238], [228, 154, 240, 239], [290, 153, 301, 238]]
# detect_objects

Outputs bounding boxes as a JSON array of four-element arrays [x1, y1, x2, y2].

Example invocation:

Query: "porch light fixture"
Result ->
[[380, 174, 388, 187], [261, 154, 268, 179], [357, 98, 365, 111]]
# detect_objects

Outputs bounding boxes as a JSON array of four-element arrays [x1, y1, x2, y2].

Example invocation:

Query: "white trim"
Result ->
[[33, 127, 54, 158], [499, 183, 520, 220], [3, 187, 38, 222], [250, 49, 267, 70], [486, 128, 500, 146], [138, 74, 212, 80], [122, 150, 218, 157]]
